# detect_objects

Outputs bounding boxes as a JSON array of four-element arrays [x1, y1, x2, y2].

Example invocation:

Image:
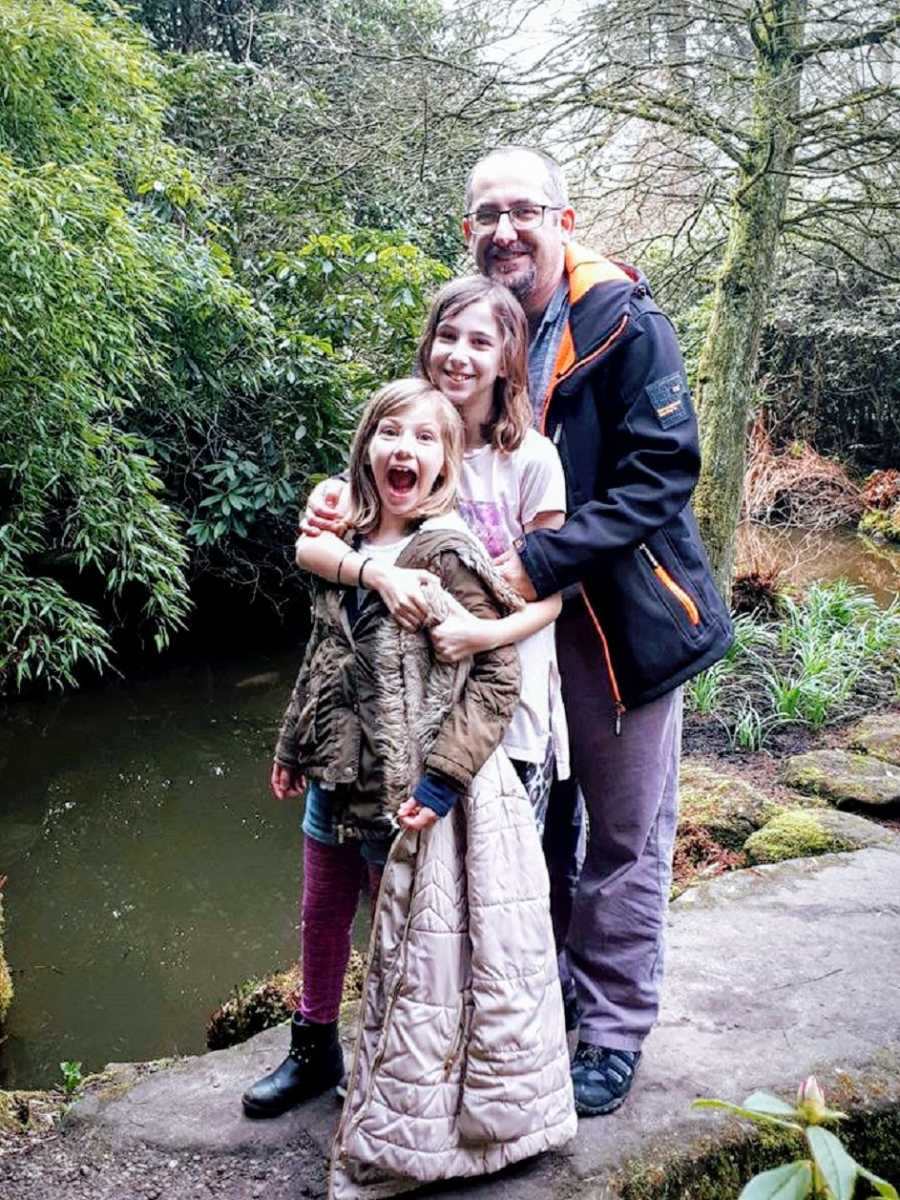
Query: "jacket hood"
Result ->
[[564, 242, 651, 298], [541, 243, 649, 407]]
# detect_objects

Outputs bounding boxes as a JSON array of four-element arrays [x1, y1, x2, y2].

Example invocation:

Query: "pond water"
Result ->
[[0, 647, 370, 1091], [736, 525, 899, 608], [0, 525, 897, 1090]]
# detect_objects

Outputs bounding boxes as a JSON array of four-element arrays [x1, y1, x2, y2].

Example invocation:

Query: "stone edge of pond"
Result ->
[[0, 1056, 186, 1143], [598, 1047, 900, 1200]]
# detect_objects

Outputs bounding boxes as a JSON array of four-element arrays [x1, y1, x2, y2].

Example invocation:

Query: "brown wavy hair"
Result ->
[[415, 276, 532, 453], [346, 378, 464, 537]]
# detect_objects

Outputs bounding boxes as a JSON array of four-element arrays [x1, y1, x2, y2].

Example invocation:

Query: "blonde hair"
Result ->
[[415, 277, 532, 453], [346, 378, 464, 537]]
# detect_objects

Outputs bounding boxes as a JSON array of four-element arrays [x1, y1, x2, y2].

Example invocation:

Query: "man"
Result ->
[[462, 145, 732, 1116], [295, 145, 732, 1119]]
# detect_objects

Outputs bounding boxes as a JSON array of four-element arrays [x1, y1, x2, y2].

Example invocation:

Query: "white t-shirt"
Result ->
[[458, 429, 570, 778], [355, 534, 413, 611]]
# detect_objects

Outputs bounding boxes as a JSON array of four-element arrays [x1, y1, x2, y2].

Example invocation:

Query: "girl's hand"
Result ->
[[367, 562, 435, 632], [270, 761, 306, 800], [430, 610, 493, 662], [299, 478, 350, 537], [396, 798, 439, 831], [494, 545, 538, 602]]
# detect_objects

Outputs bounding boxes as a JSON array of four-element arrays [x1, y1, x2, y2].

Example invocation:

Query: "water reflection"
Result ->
[[737, 524, 899, 608], [0, 651, 359, 1090]]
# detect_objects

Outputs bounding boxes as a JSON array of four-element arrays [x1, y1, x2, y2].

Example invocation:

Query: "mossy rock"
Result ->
[[849, 713, 900, 767], [782, 749, 900, 807], [744, 807, 893, 865], [679, 760, 785, 850], [0, 891, 12, 1025], [616, 1093, 900, 1200], [859, 504, 900, 544], [0, 1089, 64, 1135], [206, 949, 367, 1050]]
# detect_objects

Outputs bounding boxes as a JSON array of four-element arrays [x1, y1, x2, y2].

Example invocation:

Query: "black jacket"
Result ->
[[518, 244, 733, 714]]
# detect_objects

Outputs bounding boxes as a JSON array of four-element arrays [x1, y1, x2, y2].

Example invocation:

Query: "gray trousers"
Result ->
[[553, 596, 682, 1052]]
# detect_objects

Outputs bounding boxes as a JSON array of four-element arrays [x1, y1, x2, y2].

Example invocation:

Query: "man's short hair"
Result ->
[[464, 145, 569, 211]]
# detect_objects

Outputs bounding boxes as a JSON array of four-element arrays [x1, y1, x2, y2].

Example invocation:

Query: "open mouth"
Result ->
[[445, 371, 474, 384], [387, 466, 417, 495]]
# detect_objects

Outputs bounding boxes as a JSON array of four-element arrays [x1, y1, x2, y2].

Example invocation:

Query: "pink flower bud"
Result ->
[[797, 1076, 825, 1107], [796, 1075, 830, 1123]]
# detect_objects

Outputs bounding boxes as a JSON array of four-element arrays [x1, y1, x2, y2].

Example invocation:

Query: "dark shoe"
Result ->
[[570, 1044, 641, 1117], [242, 1015, 343, 1118]]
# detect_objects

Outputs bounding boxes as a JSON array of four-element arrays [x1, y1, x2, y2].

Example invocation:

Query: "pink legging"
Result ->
[[299, 837, 384, 1024]]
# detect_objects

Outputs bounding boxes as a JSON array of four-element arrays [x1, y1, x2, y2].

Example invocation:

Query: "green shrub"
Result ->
[[687, 582, 900, 750], [0, 0, 450, 693]]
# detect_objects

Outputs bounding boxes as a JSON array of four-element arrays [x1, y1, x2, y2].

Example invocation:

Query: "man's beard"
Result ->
[[484, 250, 536, 302]]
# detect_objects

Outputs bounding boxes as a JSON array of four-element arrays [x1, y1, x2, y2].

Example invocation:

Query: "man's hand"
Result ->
[[397, 798, 439, 831], [270, 761, 306, 800], [430, 610, 491, 662], [494, 546, 538, 602], [300, 478, 350, 537], [366, 562, 435, 633]]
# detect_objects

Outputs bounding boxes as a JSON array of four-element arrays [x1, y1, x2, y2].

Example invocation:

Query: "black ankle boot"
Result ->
[[241, 1014, 343, 1118]]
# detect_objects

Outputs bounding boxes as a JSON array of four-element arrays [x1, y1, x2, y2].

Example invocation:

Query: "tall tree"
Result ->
[[488, 1, 900, 592]]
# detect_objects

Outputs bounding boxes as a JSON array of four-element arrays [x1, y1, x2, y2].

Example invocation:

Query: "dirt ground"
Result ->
[[0, 1118, 327, 1200], [683, 702, 900, 833]]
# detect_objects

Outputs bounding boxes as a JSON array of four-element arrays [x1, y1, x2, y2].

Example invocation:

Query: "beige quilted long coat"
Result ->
[[330, 521, 577, 1199]]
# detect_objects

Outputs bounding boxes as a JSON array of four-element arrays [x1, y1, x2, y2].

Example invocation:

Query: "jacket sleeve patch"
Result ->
[[645, 373, 691, 429]]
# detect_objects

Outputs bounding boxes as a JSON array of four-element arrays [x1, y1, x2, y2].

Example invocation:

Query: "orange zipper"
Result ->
[[541, 313, 631, 735], [579, 586, 626, 736], [540, 314, 630, 437], [638, 544, 700, 626]]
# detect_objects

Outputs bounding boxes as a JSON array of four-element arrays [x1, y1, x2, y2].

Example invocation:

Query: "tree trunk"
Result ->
[[692, 0, 806, 596]]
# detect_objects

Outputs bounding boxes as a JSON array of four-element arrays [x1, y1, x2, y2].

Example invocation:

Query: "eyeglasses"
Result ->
[[465, 204, 562, 234]]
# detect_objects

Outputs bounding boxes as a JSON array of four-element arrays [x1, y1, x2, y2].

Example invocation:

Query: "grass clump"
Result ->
[[686, 581, 900, 750]]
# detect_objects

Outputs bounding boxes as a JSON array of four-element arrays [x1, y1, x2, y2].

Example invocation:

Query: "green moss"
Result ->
[[616, 1111, 900, 1200], [616, 1122, 803, 1200], [679, 762, 779, 850], [782, 749, 900, 806], [206, 950, 367, 1050], [0, 892, 12, 1025], [849, 714, 900, 767], [0, 1089, 65, 1135], [859, 506, 900, 544], [744, 809, 855, 864], [615, 1056, 900, 1200]]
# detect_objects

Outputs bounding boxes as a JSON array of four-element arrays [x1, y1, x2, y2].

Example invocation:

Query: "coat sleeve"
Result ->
[[518, 310, 700, 597], [423, 551, 521, 791], [273, 594, 323, 768], [273, 671, 305, 768]]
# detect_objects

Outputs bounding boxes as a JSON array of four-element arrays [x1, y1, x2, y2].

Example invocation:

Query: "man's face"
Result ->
[[463, 151, 575, 314]]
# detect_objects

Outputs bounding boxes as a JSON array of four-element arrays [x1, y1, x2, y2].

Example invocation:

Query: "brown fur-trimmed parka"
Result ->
[[275, 513, 524, 835]]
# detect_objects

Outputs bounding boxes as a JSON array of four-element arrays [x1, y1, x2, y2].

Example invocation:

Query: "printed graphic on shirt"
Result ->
[[458, 500, 511, 559], [646, 372, 691, 429]]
